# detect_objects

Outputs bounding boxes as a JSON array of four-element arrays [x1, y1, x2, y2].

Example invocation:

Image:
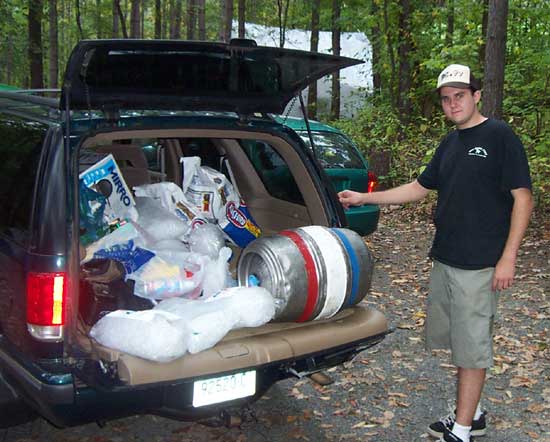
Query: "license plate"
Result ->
[[192, 370, 256, 407]]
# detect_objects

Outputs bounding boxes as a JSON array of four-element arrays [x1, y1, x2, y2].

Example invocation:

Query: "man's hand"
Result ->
[[338, 180, 430, 209], [492, 187, 533, 292], [338, 190, 364, 209], [492, 256, 516, 291]]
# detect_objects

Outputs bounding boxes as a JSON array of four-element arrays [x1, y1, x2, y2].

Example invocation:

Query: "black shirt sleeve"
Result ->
[[417, 140, 445, 190], [499, 124, 532, 191]]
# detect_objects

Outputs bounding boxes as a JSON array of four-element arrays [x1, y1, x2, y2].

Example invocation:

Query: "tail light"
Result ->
[[26, 272, 66, 341], [367, 171, 378, 193]]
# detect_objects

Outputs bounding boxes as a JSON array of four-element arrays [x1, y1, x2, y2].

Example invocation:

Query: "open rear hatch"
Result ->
[[61, 39, 361, 115]]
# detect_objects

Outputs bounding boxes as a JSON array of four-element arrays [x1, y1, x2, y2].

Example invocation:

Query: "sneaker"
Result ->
[[428, 409, 487, 438], [438, 429, 475, 442]]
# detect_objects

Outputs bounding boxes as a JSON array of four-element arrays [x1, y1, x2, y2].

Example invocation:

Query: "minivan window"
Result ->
[[297, 131, 365, 169], [0, 117, 47, 244], [240, 139, 304, 205]]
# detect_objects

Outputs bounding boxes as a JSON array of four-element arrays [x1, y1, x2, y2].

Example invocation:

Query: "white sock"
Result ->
[[473, 402, 483, 420], [451, 422, 471, 442]]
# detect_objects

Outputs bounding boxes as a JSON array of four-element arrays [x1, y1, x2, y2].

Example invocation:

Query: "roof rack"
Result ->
[[0, 89, 59, 108]]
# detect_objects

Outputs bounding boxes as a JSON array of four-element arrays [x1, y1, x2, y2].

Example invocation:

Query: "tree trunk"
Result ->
[[446, 0, 454, 46], [482, 0, 508, 119], [479, 0, 489, 72], [112, 0, 119, 37], [141, 0, 146, 38], [28, 0, 44, 89], [383, 0, 396, 107], [130, 0, 140, 37], [307, 0, 320, 119], [238, 0, 245, 38], [162, 0, 170, 37], [396, 0, 413, 122], [95, 0, 102, 38], [330, 0, 341, 120], [49, 0, 59, 89], [6, 36, 13, 85], [75, 0, 84, 39], [187, 0, 196, 39], [171, 0, 182, 38], [276, 0, 290, 48], [370, 0, 382, 93], [115, 0, 128, 37], [220, 0, 233, 42], [197, 0, 205, 39], [154, 0, 161, 38], [170, 0, 176, 37]]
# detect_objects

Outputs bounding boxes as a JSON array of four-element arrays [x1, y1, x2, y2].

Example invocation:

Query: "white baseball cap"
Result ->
[[437, 64, 480, 90]]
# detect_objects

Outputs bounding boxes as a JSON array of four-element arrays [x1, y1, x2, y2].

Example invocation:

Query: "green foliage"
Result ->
[[329, 104, 449, 187], [0, 0, 547, 216]]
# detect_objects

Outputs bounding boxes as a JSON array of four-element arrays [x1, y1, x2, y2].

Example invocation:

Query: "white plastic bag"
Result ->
[[181, 157, 222, 220], [155, 286, 276, 353], [188, 222, 226, 259], [89, 310, 189, 362], [134, 197, 190, 242], [128, 254, 205, 300], [133, 182, 199, 224], [201, 247, 233, 299], [82, 222, 143, 263], [180, 157, 261, 247]]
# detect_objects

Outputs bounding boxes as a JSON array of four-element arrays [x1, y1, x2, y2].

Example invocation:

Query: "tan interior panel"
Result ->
[[81, 128, 329, 227]]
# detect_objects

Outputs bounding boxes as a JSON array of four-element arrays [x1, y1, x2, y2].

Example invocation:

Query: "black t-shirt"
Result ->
[[417, 119, 531, 269]]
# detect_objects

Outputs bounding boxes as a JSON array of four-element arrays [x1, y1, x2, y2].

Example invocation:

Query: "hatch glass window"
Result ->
[[84, 50, 281, 96], [297, 131, 365, 169], [240, 140, 304, 205]]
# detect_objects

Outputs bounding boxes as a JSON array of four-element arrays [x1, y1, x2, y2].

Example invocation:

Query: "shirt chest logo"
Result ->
[[468, 147, 488, 158]]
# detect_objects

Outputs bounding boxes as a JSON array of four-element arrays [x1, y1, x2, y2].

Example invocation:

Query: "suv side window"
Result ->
[[0, 117, 47, 245], [240, 139, 304, 205]]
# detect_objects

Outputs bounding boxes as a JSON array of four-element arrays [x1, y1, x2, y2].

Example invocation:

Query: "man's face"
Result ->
[[439, 86, 481, 129]]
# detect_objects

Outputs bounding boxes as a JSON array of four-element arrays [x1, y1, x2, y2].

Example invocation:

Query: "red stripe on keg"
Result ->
[[280, 230, 318, 322]]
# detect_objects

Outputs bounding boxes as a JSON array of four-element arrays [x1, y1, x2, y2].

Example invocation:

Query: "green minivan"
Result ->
[[276, 116, 380, 236]]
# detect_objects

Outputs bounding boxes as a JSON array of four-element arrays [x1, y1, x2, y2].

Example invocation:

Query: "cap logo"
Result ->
[[437, 64, 473, 89], [441, 69, 466, 81]]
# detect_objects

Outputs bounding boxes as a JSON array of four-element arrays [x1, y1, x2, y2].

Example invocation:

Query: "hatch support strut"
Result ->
[[298, 93, 317, 160]]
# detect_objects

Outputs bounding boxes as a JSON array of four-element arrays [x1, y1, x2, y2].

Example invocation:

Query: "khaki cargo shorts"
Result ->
[[425, 260, 498, 369]]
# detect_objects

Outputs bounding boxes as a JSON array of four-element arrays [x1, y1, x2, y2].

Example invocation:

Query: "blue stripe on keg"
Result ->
[[331, 229, 360, 306]]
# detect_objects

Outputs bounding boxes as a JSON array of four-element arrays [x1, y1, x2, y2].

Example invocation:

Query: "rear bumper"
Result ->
[[0, 307, 389, 427], [345, 204, 380, 236]]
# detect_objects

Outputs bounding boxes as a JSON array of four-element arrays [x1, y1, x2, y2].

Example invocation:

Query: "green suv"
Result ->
[[276, 116, 380, 236], [0, 39, 388, 428]]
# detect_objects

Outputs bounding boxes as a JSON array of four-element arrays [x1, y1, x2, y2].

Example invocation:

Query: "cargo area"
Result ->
[[75, 126, 386, 386]]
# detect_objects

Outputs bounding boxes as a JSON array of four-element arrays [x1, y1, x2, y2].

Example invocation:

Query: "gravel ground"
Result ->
[[2, 209, 548, 442]]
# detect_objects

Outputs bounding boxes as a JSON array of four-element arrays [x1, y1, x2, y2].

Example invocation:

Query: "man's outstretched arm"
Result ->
[[338, 179, 430, 209]]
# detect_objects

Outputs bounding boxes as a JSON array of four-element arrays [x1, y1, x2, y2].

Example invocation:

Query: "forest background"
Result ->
[[1, 0, 549, 224]]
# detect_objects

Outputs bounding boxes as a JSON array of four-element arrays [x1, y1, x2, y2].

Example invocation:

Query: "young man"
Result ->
[[338, 64, 533, 442]]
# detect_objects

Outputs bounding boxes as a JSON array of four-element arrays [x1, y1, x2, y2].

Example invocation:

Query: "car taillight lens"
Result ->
[[27, 272, 66, 326], [367, 171, 378, 193]]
